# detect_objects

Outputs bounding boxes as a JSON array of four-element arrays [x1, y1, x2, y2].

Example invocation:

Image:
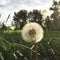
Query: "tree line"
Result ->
[[0, 0, 60, 31]]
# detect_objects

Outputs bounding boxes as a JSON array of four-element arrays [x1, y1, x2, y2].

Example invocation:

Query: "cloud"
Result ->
[[0, 0, 53, 16], [0, 0, 10, 6], [0, 0, 53, 26], [0, 0, 52, 10], [55, 0, 60, 2]]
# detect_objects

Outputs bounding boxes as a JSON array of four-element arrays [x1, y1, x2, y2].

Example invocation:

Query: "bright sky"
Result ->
[[0, 0, 54, 26], [0, 0, 53, 11]]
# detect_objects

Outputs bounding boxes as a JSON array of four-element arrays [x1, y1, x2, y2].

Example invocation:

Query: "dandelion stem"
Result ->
[[35, 43, 38, 60]]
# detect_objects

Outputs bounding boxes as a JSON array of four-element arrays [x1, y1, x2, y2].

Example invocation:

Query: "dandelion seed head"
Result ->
[[22, 22, 44, 43]]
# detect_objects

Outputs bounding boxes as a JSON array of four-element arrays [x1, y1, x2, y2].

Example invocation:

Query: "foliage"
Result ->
[[0, 30, 60, 60], [45, 16, 53, 30], [13, 10, 43, 30], [13, 10, 27, 29], [28, 10, 42, 25], [49, 0, 60, 30]]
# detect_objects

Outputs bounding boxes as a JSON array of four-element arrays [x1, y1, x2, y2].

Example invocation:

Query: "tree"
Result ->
[[28, 10, 43, 25], [28, 11, 34, 22], [13, 10, 27, 29], [45, 16, 53, 30], [50, 0, 60, 30]]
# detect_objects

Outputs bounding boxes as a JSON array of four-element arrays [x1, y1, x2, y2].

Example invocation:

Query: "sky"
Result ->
[[0, 0, 58, 27], [0, 0, 52, 11]]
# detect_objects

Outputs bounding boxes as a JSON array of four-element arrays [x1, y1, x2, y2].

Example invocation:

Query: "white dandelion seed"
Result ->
[[22, 22, 44, 43]]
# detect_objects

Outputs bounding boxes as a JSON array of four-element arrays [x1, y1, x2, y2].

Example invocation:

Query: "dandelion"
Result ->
[[22, 22, 44, 60], [22, 22, 44, 43]]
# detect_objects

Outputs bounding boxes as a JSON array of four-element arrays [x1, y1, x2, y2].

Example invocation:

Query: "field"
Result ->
[[0, 30, 60, 60]]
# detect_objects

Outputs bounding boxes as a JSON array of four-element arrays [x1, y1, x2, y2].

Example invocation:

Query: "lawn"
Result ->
[[0, 30, 60, 60]]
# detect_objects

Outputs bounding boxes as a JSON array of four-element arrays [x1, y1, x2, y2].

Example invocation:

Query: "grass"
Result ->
[[0, 30, 60, 60]]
